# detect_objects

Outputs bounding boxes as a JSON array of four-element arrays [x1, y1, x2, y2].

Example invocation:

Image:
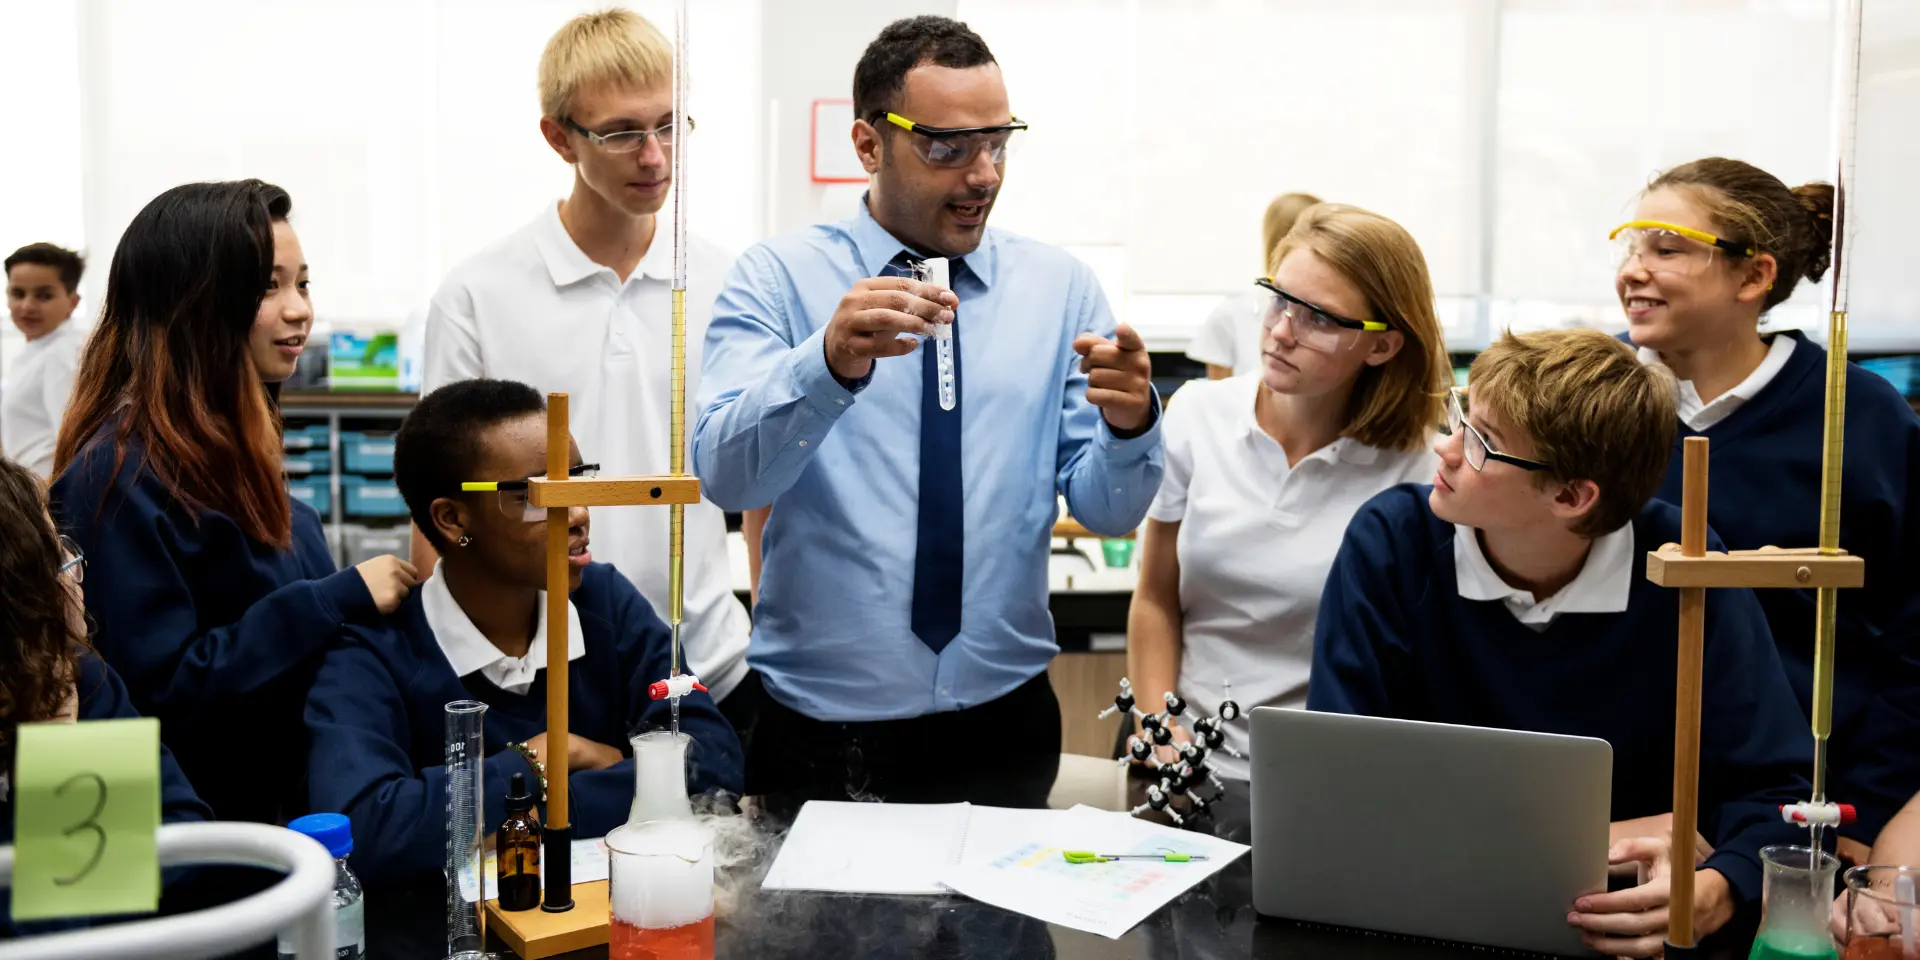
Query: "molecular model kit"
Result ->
[[1098, 678, 1242, 825]]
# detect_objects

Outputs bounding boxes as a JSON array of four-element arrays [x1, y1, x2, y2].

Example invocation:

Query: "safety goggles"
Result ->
[[1609, 220, 1755, 279], [461, 463, 599, 521], [1253, 278, 1390, 353], [883, 113, 1028, 169], [1443, 390, 1552, 473], [561, 116, 693, 154]]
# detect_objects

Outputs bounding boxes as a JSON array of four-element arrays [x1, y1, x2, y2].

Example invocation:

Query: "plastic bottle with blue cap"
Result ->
[[277, 812, 365, 960]]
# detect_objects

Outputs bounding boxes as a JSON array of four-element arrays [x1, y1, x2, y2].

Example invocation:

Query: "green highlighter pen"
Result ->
[[1062, 849, 1208, 864]]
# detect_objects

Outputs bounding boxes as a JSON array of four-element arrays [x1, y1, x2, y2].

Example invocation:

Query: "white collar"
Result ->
[[1637, 334, 1795, 428], [1236, 375, 1381, 466], [531, 199, 673, 289], [421, 569, 585, 695], [1453, 521, 1634, 630]]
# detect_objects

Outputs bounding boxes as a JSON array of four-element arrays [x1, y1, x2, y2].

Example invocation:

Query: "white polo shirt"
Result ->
[[423, 201, 751, 701], [1637, 333, 1796, 432], [1185, 289, 1267, 375], [1147, 374, 1437, 779], [1452, 521, 1633, 631], [1, 320, 84, 479]]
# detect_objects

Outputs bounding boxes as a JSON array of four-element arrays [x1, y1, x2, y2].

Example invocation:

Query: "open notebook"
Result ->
[[759, 802, 1087, 895]]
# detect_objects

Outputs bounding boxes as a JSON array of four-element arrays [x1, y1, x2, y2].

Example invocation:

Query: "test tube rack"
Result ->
[[481, 393, 701, 958]]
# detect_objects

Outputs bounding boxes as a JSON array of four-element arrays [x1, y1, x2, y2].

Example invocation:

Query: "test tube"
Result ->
[[915, 257, 956, 411], [444, 700, 490, 960]]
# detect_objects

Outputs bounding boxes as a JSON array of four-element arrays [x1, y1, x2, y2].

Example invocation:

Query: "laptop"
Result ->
[[1249, 707, 1612, 957]]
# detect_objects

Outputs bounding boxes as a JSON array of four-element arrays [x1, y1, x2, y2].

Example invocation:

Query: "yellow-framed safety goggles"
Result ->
[[1608, 220, 1757, 278], [882, 112, 1028, 169], [460, 463, 599, 521]]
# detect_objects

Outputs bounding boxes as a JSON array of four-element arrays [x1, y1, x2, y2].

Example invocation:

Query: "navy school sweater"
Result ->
[[1648, 330, 1920, 839], [50, 432, 379, 825], [1, 654, 211, 938], [303, 562, 745, 885], [1307, 485, 1812, 904]]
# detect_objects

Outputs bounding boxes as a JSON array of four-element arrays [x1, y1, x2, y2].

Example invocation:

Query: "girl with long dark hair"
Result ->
[[0, 455, 208, 935], [51, 179, 418, 824]]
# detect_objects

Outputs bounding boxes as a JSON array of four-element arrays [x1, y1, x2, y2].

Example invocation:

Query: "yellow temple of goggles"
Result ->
[[461, 464, 599, 521], [883, 112, 1028, 168]]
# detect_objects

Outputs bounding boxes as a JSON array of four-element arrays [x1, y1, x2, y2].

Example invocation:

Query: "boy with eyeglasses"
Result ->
[[1308, 328, 1810, 956], [422, 8, 756, 738]]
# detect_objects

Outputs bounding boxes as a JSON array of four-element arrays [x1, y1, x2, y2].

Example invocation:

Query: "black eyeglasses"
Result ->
[[1443, 391, 1553, 473], [561, 117, 692, 153]]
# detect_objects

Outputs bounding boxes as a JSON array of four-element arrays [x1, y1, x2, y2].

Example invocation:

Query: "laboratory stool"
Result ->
[[0, 821, 339, 959], [1048, 752, 1128, 811]]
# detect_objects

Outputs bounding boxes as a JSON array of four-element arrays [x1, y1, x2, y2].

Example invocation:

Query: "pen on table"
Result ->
[[1062, 849, 1209, 864]]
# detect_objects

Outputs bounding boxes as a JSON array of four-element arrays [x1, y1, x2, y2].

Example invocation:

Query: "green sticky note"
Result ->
[[11, 717, 161, 922]]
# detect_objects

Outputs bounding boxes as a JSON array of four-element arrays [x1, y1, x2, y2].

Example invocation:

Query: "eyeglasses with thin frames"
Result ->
[[1443, 390, 1553, 473], [561, 117, 693, 154]]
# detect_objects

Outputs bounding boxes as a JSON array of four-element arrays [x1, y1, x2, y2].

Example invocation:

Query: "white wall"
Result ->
[[7, 0, 1920, 383], [761, 0, 958, 236]]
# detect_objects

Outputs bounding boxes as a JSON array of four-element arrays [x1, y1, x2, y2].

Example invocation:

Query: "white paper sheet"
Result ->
[[759, 801, 973, 895], [940, 806, 1250, 939]]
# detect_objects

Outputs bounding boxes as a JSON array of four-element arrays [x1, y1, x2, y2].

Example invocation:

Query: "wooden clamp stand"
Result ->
[[1647, 436, 1863, 951], [484, 393, 701, 959]]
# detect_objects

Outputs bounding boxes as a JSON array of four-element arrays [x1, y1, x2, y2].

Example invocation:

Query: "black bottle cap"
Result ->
[[506, 772, 534, 814]]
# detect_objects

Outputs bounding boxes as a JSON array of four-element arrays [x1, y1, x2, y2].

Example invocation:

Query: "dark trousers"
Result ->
[[745, 671, 1062, 819]]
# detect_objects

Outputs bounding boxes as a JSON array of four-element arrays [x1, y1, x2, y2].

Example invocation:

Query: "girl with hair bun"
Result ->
[[1615, 156, 1920, 857]]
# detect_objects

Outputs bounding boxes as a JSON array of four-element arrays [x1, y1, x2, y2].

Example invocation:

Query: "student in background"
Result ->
[[0, 455, 209, 937], [3, 243, 86, 479], [51, 179, 417, 826], [307, 379, 741, 884], [1126, 204, 1446, 779], [422, 7, 756, 735], [1310, 329, 1809, 957], [1186, 192, 1322, 379], [1617, 157, 1920, 855]]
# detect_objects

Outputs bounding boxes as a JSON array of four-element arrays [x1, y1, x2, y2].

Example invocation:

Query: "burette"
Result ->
[[667, 0, 690, 734], [1808, 0, 1863, 856]]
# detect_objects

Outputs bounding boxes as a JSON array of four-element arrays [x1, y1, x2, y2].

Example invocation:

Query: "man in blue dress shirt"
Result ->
[[693, 15, 1163, 810]]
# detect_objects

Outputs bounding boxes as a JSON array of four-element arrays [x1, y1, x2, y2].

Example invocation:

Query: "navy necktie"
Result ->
[[889, 253, 964, 654]]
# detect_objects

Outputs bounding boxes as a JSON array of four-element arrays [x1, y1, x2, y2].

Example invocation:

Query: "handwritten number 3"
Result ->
[[54, 772, 108, 886]]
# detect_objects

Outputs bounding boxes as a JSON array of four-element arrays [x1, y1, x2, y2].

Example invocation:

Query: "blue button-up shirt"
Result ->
[[694, 201, 1164, 722]]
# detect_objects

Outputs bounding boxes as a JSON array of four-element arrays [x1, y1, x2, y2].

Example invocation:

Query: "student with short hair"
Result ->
[[422, 7, 756, 731], [1186, 192, 1322, 379], [305, 379, 742, 884], [1617, 157, 1920, 851], [3, 243, 87, 479], [1309, 328, 1810, 957], [1128, 204, 1445, 778]]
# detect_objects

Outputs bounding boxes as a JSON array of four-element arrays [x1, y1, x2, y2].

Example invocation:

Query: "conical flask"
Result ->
[[605, 731, 713, 960]]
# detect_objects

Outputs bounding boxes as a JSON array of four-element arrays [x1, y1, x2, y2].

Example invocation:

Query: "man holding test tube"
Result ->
[[694, 15, 1162, 812]]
